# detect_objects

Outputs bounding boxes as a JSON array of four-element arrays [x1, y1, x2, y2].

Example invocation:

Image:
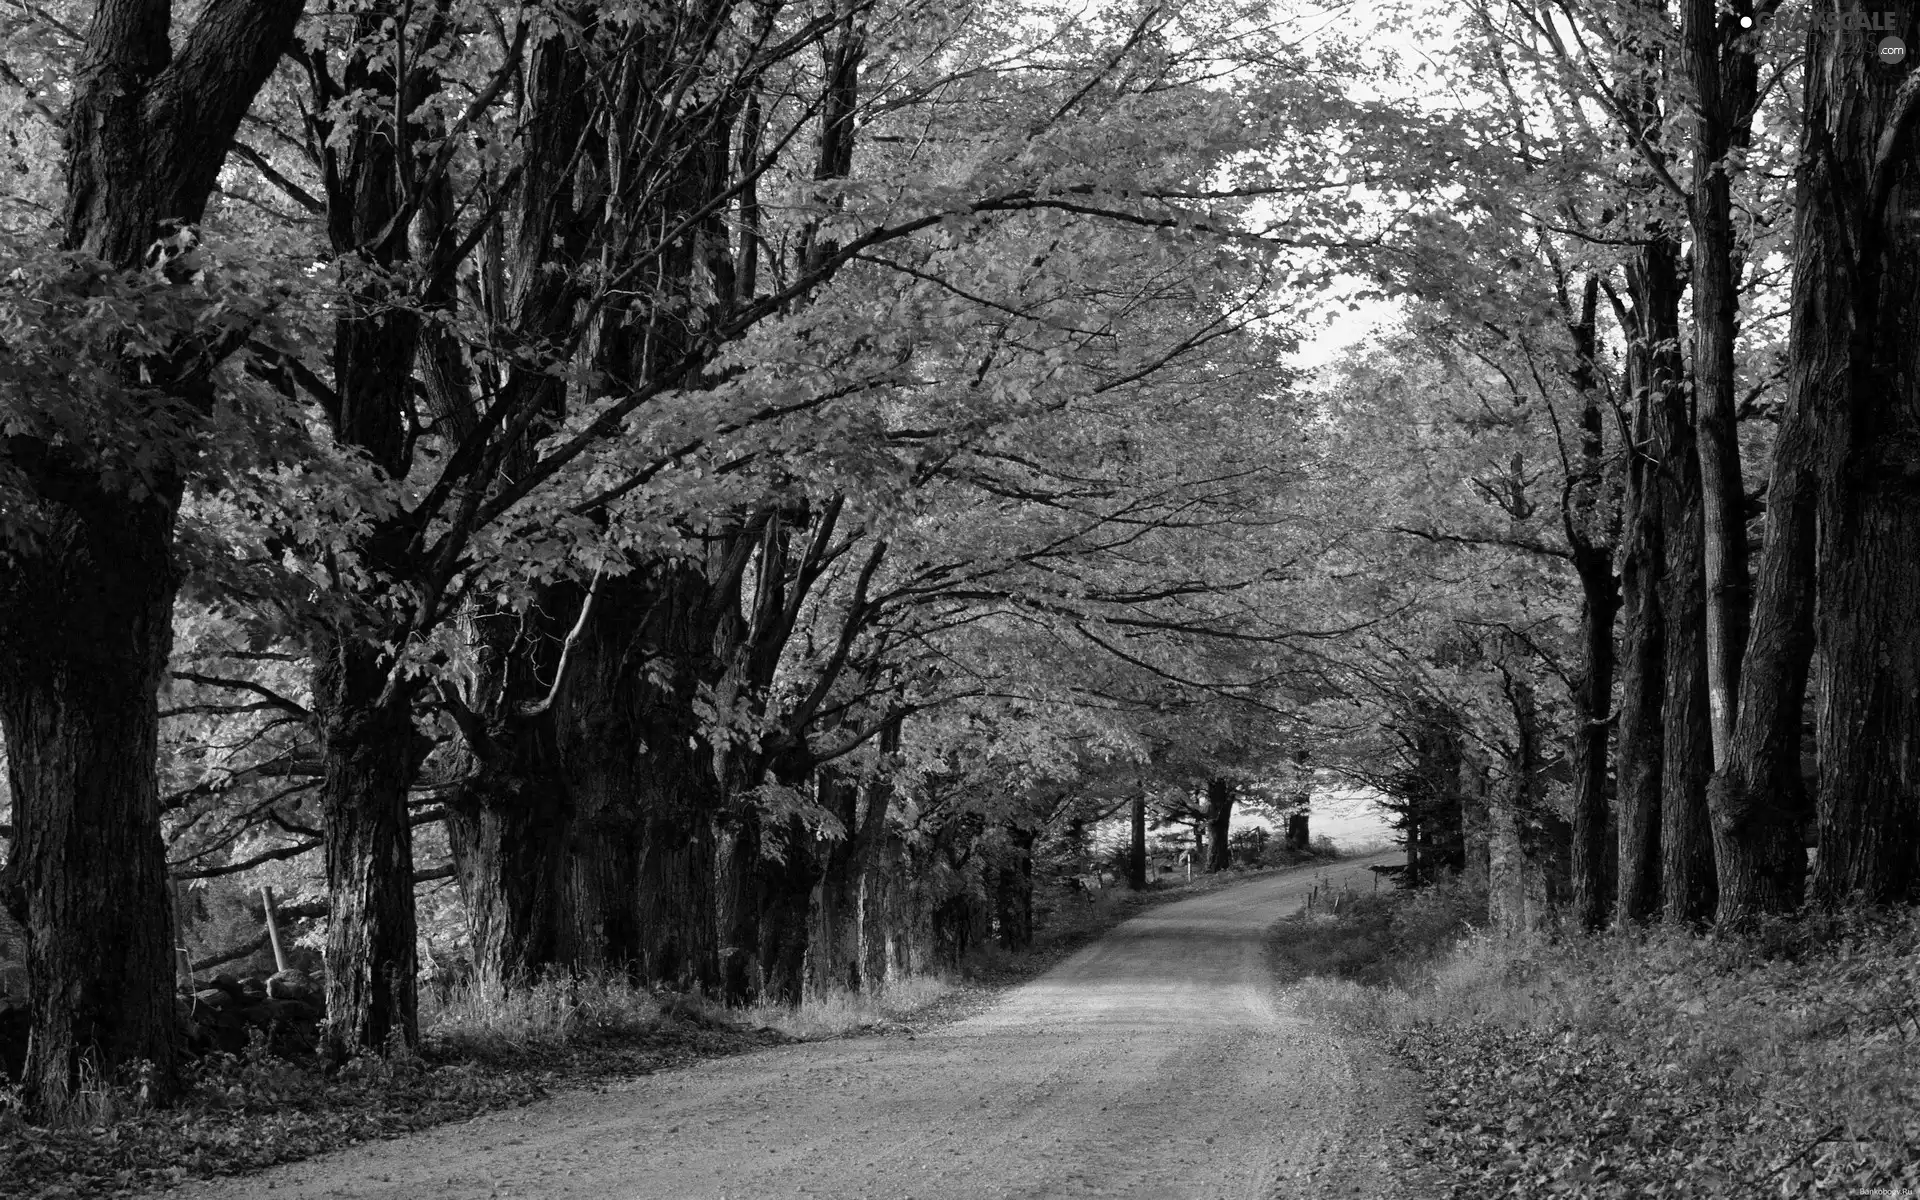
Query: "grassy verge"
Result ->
[[1270, 875, 1920, 1198]]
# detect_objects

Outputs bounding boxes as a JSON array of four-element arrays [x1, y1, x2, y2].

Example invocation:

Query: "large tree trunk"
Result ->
[[1799, 15, 1920, 907], [305, 0, 447, 1054], [1614, 401, 1666, 923], [800, 771, 860, 1001], [755, 816, 821, 1006], [556, 567, 722, 988], [314, 639, 421, 1059], [441, 591, 579, 985], [1682, 0, 1759, 764], [713, 809, 763, 1003], [551, 587, 644, 975], [1614, 224, 1684, 924], [1562, 274, 1621, 932], [0, 0, 303, 1113], [1707, 411, 1815, 920], [1658, 413, 1719, 924], [444, 708, 571, 986], [1567, 548, 1619, 929], [0, 497, 181, 1113], [1203, 778, 1235, 872]]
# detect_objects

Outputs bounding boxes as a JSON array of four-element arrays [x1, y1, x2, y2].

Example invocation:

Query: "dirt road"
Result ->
[[175, 855, 1421, 1199]]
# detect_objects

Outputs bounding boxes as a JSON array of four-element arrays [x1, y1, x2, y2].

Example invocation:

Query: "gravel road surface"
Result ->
[[173, 854, 1422, 1200]]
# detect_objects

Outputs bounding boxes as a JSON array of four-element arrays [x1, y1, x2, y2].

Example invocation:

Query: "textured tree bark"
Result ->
[[555, 567, 723, 988], [1567, 562, 1618, 930], [1799, 13, 1920, 907], [0, 0, 304, 1113], [1657, 412, 1719, 924], [444, 697, 572, 985], [1681, 0, 1760, 764], [306, 0, 439, 1053], [754, 816, 822, 1007], [1706, 409, 1814, 920], [314, 637, 421, 1059], [713, 809, 763, 1003], [1562, 274, 1621, 932], [0, 496, 181, 1113], [1203, 778, 1235, 872], [1614, 229, 1683, 924], [1614, 409, 1666, 923]]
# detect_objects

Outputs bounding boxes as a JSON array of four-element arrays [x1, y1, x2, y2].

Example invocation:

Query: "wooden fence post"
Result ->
[[261, 885, 289, 973]]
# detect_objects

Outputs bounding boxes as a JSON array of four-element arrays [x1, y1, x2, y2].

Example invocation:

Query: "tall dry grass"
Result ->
[[422, 969, 669, 1062]]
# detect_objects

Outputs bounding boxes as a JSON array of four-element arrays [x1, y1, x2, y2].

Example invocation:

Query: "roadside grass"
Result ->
[[1272, 875, 1920, 1198], [744, 973, 954, 1041]]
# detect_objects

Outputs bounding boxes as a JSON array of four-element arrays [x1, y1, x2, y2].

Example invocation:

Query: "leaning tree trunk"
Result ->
[[1801, 10, 1920, 907], [0, 0, 304, 1113], [1203, 778, 1235, 872]]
